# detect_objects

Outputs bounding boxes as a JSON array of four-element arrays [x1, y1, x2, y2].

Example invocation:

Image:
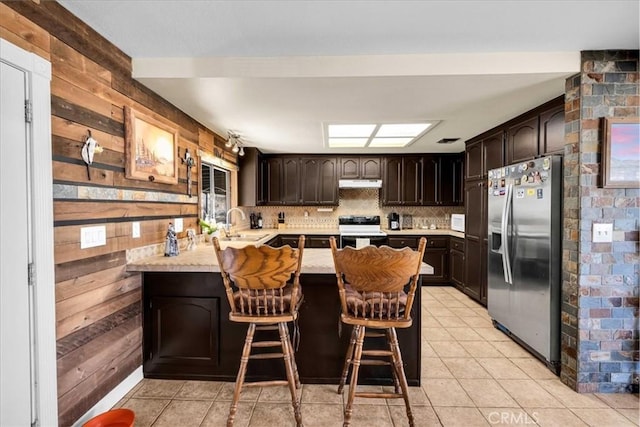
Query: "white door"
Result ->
[[0, 59, 35, 426]]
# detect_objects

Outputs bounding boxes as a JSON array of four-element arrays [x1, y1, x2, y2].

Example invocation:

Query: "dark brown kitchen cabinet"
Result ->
[[382, 156, 423, 205], [483, 131, 505, 174], [466, 130, 504, 180], [465, 140, 484, 180], [282, 157, 301, 204], [422, 156, 439, 205], [463, 179, 487, 303], [422, 237, 449, 284], [301, 157, 338, 205], [148, 296, 219, 372], [307, 235, 339, 248], [438, 154, 464, 205], [280, 235, 302, 248], [464, 179, 486, 241], [339, 157, 381, 179], [387, 236, 418, 249], [539, 103, 565, 156], [275, 234, 338, 248], [259, 156, 301, 205], [143, 271, 422, 385], [449, 237, 465, 291], [506, 115, 539, 165], [463, 238, 485, 302]]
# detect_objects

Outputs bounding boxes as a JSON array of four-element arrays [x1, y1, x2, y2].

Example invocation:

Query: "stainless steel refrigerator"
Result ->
[[487, 155, 562, 373]]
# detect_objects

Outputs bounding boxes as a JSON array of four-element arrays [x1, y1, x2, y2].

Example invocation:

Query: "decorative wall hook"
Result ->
[[81, 129, 102, 180], [181, 148, 196, 197]]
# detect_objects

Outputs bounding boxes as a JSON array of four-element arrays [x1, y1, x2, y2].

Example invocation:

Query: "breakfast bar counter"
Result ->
[[127, 242, 431, 386]]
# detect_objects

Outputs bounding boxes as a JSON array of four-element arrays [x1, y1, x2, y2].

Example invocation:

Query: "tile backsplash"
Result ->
[[239, 188, 463, 230]]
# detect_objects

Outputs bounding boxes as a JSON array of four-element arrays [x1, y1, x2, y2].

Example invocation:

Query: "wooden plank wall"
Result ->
[[1, 2, 235, 425]]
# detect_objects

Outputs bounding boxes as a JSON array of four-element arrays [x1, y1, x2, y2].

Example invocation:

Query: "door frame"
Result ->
[[1, 38, 58, 425]]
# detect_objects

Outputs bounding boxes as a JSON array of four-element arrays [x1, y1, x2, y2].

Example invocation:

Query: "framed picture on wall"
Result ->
[[602, 117, 640, 188], [124, 106, 179, 185]]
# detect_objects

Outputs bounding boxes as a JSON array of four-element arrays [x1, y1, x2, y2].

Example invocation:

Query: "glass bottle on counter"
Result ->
[[257, 213, 263, 229]]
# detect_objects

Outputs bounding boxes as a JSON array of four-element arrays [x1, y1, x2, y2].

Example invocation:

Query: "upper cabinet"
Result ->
[[382, 156, 423, 205], [465, 130, 505, 180], [243, 153, 464, 207], [300, 157, 338, 205], [506, 114, 539, 165], [264, 156, 302, 205], [262, 156, 337, 205], [339, 157, 381, 179], [423, 154, 464, 206], [382, 154, 463, 206], [539, 104, 565, 156], [506, 95, 565, 165]]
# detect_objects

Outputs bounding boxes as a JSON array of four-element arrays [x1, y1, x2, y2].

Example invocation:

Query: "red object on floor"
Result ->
[[82, 408, 135, 427]]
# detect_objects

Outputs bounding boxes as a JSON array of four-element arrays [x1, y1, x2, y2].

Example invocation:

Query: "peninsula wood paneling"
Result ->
[[1, 2, 236, 425]]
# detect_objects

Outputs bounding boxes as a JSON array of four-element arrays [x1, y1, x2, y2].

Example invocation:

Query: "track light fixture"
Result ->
[[226, 131, 245, 156]]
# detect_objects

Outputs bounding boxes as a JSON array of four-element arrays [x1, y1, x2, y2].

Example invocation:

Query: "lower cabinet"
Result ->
[[388, 235, 453, 285], [449, 237, 465, 291], [463, 238, 485, 303], [143, 271, 422, 385], [149, 296, 219, 371], [422, 237, 449, 284], [278, 234, 338, 248]]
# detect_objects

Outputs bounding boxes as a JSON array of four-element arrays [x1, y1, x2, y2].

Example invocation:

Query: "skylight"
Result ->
[[326, 122, 436, 148]]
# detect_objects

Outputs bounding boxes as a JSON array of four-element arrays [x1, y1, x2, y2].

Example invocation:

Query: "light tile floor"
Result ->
[[115, 286, 639, 426]]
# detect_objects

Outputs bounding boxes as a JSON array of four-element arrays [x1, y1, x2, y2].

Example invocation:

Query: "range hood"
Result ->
[[338, 179, 382, 189]]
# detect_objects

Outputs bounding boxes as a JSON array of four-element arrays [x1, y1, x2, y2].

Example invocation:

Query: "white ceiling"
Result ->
[[58, 0, 639, 154]]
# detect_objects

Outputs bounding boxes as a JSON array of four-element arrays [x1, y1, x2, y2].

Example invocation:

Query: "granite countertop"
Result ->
[[126, 243, 434, 275], [125, 227, 464, 274]]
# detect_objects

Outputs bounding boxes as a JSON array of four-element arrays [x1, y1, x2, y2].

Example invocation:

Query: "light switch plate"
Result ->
[[132, 221, 141, 238], [593, 223, 613, 243], [174, 218, 183, 233], [80, 225, 106, 249]]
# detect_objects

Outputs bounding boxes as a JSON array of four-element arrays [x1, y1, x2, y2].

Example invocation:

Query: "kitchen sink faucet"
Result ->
[[224, 207, 246, 237]]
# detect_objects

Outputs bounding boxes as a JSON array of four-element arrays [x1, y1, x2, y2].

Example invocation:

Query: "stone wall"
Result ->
[[562, 50, 639, 393]]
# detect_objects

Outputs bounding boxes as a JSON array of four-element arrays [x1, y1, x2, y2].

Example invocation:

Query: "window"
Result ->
[[201, 163, 230, 224]]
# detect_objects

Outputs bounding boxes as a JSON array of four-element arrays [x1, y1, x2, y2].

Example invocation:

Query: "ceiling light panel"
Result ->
[[328, 124, 376, 138], [375, 123, 431, 137]]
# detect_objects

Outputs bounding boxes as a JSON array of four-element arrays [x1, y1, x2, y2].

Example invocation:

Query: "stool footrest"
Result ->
[[356, 392, 403, 399], [252, 341, 282, 348], [244, 380, 289, 388], [358, 359, 391, 366], [365, 332, 386, 338], [362, 349, 393, 357], [249, 353, 284, 360]]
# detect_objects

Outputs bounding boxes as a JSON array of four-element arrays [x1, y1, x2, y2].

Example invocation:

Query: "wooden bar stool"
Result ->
[[213, 236, 305, 427], [329, 236, 426, 427]]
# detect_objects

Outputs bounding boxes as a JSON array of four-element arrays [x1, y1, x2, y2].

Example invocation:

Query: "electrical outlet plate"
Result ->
[[80, 225, 106, 249], [132, 221, 141, 238], [593, 223, 613, 243], [174, 218, 183, 232]]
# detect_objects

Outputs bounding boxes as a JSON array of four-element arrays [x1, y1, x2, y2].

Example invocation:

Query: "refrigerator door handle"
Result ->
[[503, 184, 514, 284]]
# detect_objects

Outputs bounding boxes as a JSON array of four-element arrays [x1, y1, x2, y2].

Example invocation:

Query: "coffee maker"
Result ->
[[388, 212, 400, 230]]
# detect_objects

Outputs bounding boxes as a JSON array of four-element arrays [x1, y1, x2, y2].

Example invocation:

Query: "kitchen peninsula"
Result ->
[[127, 231, 436, 386]]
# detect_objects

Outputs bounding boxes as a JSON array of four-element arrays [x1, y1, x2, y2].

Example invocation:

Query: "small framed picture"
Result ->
[[601, 117, 640, 188], [124, 106, 179, 184]]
